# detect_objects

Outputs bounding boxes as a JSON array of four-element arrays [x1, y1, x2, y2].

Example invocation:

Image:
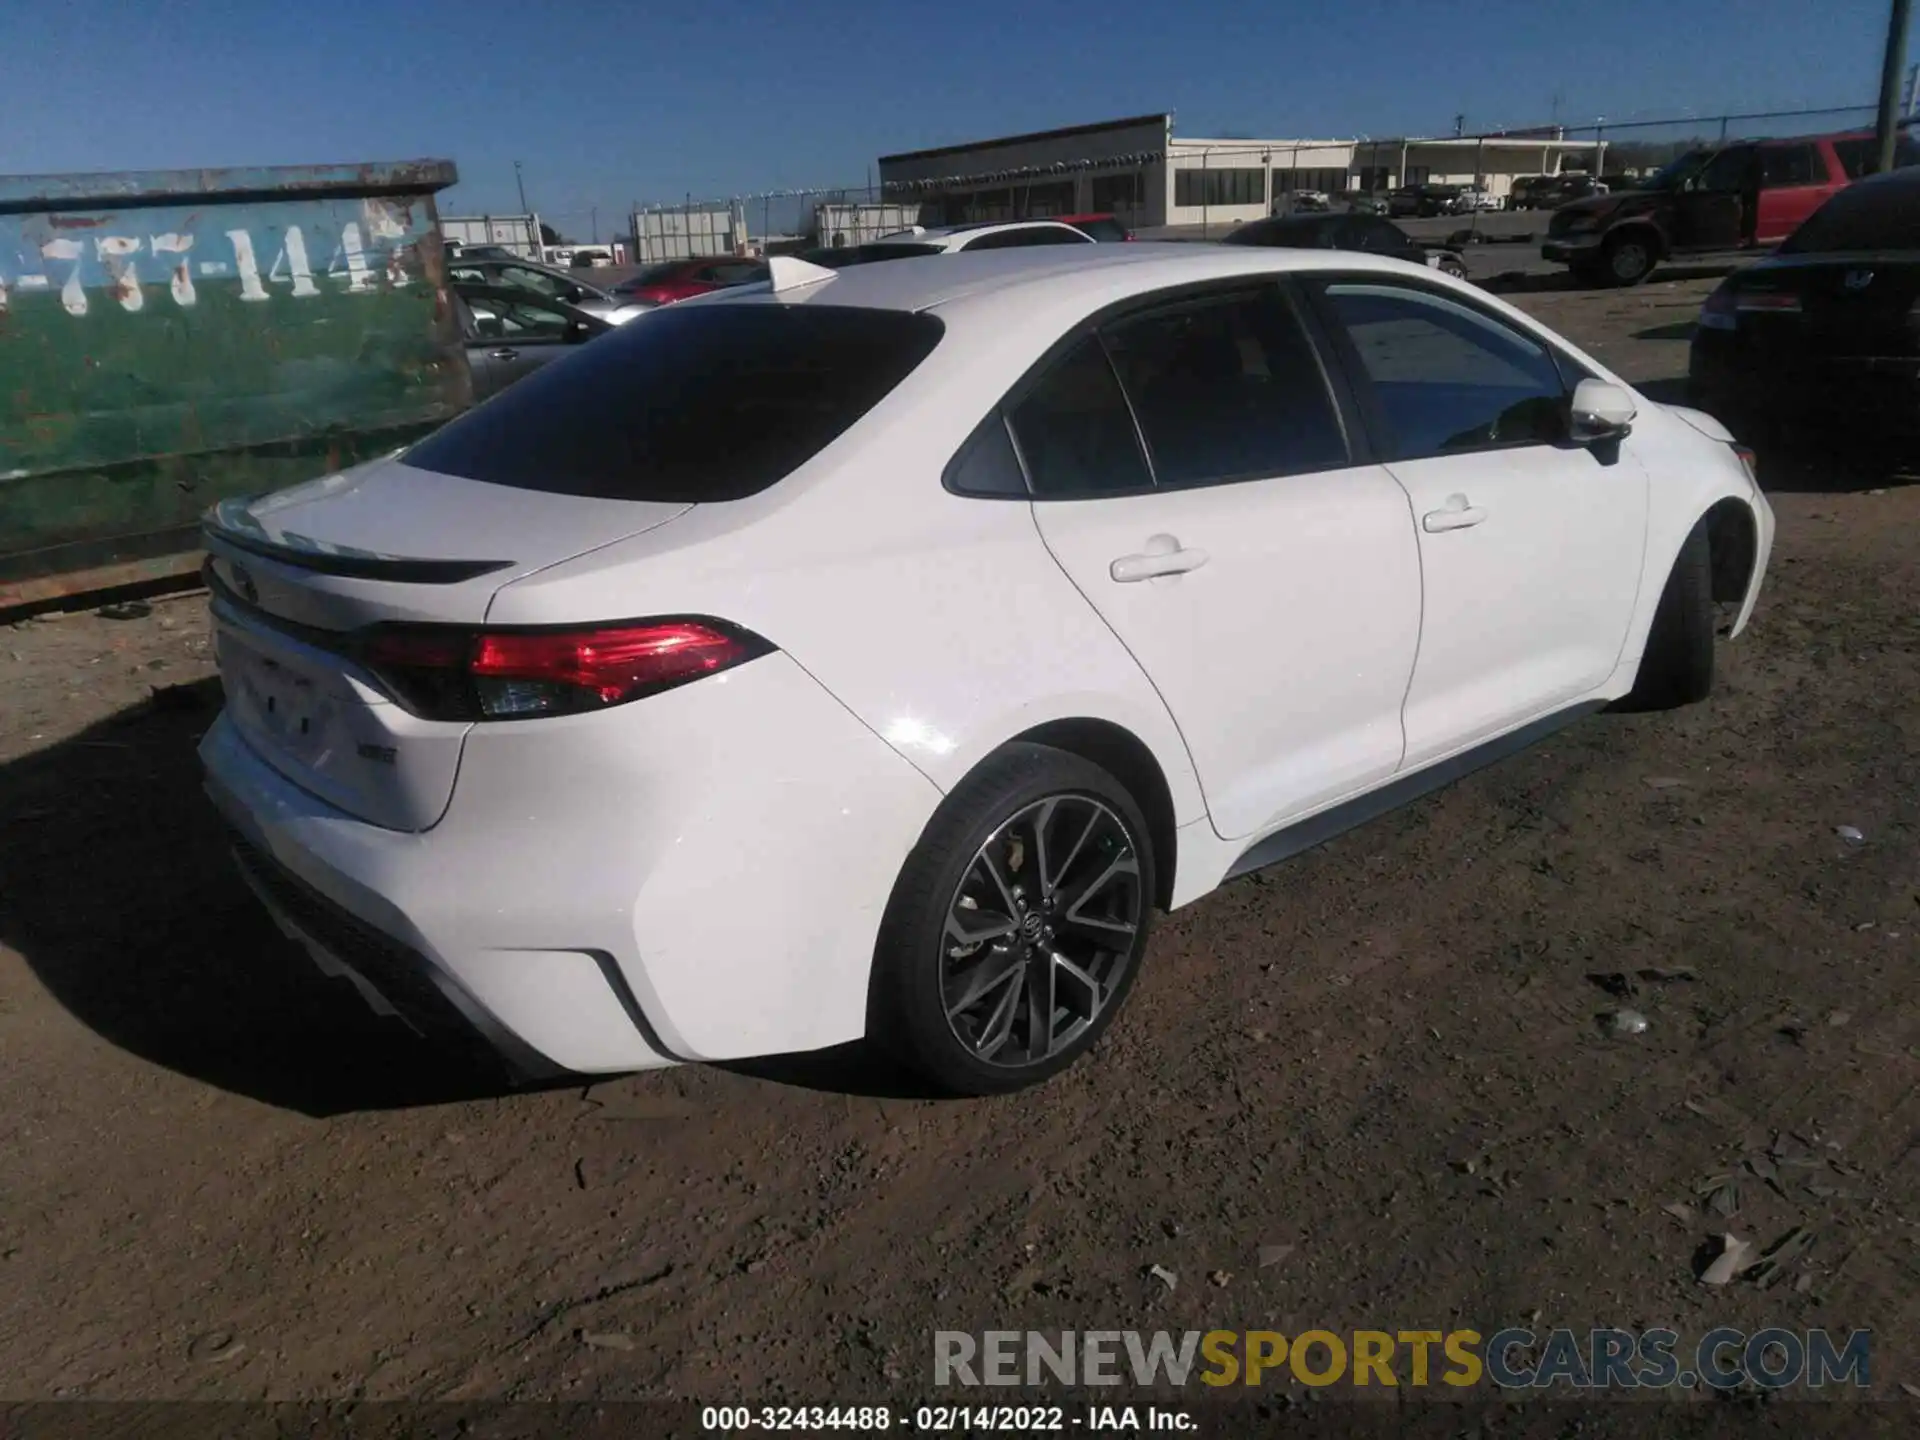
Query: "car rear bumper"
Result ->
[[1689, 335, 1920, 437], [200, 651, 944, 1074]]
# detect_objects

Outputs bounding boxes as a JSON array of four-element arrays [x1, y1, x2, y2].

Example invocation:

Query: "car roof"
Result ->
[[708, 241, 1448, 325]]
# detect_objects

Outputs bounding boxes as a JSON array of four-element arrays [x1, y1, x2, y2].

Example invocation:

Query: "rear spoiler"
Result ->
[[202, 499, 513, 584]]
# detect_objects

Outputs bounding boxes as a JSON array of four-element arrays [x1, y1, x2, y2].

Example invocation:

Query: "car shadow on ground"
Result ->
[[0, 679, 528, 1116], [0, 677, 943, 1113]]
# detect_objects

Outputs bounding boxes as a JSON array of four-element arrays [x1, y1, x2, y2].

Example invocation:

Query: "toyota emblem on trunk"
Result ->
[[1844, 269, 1875, 291]]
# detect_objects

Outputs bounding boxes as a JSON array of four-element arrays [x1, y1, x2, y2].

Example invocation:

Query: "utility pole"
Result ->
[[591, 205, 598, 243], [514, 160, 530, 214], [1908, 60, 1920, 116], [1875, 0, 1913, 172]]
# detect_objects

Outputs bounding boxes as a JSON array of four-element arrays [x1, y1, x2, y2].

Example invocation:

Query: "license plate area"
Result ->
[[215, 625, 346, 769]]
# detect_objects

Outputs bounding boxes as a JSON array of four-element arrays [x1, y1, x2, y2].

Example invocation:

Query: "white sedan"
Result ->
[[199, 244, 1773, 1095]]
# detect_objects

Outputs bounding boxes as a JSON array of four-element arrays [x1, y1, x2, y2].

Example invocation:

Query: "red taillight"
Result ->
[[1732, 444, 1758, 483], [1736, 291, 1801, 314], [357, 619, 770, 721]]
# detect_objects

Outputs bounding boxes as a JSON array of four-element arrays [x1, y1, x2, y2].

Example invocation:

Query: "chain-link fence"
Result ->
[[610, 101, 1907, 258]]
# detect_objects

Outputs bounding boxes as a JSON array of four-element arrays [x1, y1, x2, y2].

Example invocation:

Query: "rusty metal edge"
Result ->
[[0, 550, 206, 619], [0, 159, 459, 216]]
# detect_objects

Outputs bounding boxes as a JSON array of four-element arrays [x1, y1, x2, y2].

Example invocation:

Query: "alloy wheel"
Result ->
[[939, 795, 1143, 1068]]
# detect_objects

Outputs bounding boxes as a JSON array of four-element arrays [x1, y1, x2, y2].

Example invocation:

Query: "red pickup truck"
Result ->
[[1542, 127, 1920, 286]]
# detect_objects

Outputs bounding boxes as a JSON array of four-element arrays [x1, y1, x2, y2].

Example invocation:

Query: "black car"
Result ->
[[1689, 165, 1920, 444], [1223, 213, 1469, 279]]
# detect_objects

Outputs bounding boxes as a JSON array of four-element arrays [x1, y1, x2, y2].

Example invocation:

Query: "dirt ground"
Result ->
[[3, 274, 1918, 1408]]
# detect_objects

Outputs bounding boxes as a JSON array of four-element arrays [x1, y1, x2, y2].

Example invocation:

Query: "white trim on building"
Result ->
[[877, 115, 1602, 229]]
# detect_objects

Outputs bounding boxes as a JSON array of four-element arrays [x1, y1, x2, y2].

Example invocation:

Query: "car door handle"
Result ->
[[487, 347, 518, 361], [1422, 495, 1488, 533], [1110, 538, 1210, 583]]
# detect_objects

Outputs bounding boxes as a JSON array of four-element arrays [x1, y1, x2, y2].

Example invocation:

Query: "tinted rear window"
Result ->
[[1781, 176, 1920, 253], [405, 304, 945, 502], [1072, 218, 1129, 241]]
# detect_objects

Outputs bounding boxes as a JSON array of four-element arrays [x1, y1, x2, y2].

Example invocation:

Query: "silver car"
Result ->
[[443, 257, 651, 324]]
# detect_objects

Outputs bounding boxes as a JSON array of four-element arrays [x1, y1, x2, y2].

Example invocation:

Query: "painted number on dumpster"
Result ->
[[6, 218, 410, 316]]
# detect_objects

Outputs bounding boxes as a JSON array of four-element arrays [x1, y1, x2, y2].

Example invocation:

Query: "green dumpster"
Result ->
[[0, 159, 470, 611]]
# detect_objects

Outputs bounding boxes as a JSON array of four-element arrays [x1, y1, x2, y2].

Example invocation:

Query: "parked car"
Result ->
[[444, 242, 521, 263], [801, 220, 1095, 268], [1387, 186, 1426, 217], [569, 248, 615, 269], [1224, 213, 1470, 279], [199, 242, 1771, 1095], [1535, 174, 1609, 210], [1346, 193, 1390, 216], [444, 256, 648, 324], [1447, 187, 1502, 213], [1056, 212, 1134, 241], [608, 256, 770, 308], [1689, 163, 1920, 445], [451, 284, 611, 400], [1505, 176, 1552, 211], [1284, 190, 1333, 213], [1543, 127, 1920, 286]]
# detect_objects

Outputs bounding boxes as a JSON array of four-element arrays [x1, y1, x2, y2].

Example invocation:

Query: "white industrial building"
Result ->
[[877, 113, 1602, 230]]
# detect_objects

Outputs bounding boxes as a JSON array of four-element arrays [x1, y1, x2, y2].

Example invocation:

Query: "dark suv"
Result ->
[[1543, 127, 1920, 286]]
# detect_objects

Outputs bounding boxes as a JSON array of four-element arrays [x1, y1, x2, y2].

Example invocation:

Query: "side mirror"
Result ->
[[1570, 378, 1636, 444]]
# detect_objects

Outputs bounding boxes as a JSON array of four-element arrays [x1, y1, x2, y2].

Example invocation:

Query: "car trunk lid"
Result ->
[[203, 453, 692, 831]]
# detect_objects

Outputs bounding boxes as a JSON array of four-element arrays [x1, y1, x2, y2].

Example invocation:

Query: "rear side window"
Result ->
[[1760, 145, 1818, 187], [405, 304, 944, 502], [1781, 176, 1920, 252], [1074, 218, 1129, 241], [1101, 289, 1348, 485], [1006, 336, 1151, 498], [1832, 134, 1920, 180]]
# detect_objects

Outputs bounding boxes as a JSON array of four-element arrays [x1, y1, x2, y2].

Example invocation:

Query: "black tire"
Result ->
[[868, 742, 1156, 1096], [1616, 519, 1715, 712], [1601, 230, 1656, 286], [1439, 256, 1469, 280]]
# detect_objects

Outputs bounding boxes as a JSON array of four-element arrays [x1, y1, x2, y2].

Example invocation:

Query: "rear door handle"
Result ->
[[1422, 494, 1488, 533], [487, 347, 518, 361], [1111, 536, 1210, 583]]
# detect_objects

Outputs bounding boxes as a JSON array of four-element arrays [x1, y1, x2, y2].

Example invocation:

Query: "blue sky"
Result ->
[[0, 0, 1891, 237]]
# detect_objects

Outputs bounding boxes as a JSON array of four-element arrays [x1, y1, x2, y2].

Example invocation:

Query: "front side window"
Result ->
[[1697, 146, 1757, 192], [1100, 289, 1348, 486], [1005, 336, 1151, 498], [1315, 282, 1569, 460], [465, 294, 572, 341]]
